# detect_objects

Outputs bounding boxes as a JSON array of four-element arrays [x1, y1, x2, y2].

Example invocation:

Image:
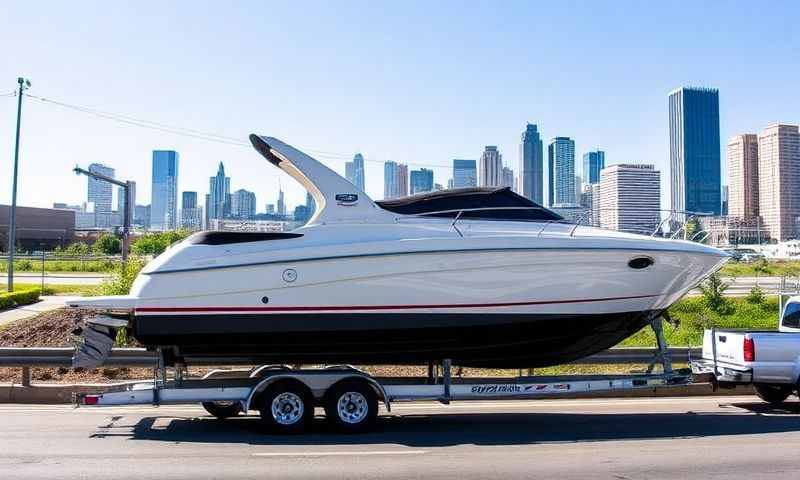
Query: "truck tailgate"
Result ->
[[702, 329, 747, 366]]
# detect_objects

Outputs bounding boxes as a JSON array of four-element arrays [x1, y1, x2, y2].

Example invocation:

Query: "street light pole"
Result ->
[[72, 166, 131, 264], [7, 77, 31, 292]]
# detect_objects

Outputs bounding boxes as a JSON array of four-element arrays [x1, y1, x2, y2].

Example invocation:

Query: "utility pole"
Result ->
[[6, 77, 32, 292], [72, 166, 131, 264]]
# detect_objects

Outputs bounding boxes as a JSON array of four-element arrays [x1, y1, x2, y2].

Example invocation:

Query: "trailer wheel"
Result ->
[[754, 384, 793, 405], [202, 401, 242, 419], [324, 380, 378, 433], [258, 380, 314, 434]]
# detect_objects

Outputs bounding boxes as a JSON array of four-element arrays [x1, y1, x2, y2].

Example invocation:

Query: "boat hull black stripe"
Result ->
[[133, 310, 661, 368]]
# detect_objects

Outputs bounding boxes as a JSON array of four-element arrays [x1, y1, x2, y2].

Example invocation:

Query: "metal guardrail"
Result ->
[[0, 346, 701, 369]]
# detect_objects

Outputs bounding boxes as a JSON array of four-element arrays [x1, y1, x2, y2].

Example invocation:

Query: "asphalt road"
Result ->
[[2, 395, 800, 479]]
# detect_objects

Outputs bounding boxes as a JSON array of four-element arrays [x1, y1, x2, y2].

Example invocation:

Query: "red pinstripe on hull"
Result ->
[[133, 293, 661, 314]]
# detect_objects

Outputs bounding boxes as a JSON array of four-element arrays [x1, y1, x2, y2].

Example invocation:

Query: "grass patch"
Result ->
[[0, 283, 98, 296], [0, 258, 118, 274], [720, 260, 800, 277], [622, 295, 779, 347]]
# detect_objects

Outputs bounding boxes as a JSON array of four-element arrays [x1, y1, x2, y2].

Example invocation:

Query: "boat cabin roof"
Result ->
[[376, 187, 562, 221]]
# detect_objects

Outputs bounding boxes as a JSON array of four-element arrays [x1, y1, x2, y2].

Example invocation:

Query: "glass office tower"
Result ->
[[669, 87, 721, 215], [151, 150, 179, 230]]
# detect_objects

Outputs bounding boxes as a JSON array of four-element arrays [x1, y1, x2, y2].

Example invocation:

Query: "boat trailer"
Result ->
[[75, 317, 690, 434]]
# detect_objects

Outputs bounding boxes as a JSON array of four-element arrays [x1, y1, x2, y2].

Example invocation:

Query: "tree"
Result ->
[[63, 242, 90, 256], [698, 273, 730, 313], [92, 234, 121, 255]]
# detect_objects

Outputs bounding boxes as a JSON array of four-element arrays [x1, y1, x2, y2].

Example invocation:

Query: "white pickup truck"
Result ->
[[692, 296, 800, 405]]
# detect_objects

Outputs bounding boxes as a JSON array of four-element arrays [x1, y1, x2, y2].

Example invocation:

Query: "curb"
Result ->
[[0, 382, 755, 404]]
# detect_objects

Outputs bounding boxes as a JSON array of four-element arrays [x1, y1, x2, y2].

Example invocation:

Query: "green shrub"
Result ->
[[745, 286, 765, 305], [16, 260, 34, 271], [131, 230, 192, 256], [698, 273, 730, 313], [92, 234, 121, 255], [98, 257, 147, 296], [0, 288, 41, 310], [63, 242, 90, 256]]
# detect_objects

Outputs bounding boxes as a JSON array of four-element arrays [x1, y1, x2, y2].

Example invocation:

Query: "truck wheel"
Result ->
[[258, 380, 314, 434], [324, 380, 378, 433], [202, 401, 242, 419], [754, 384, 793, 405]]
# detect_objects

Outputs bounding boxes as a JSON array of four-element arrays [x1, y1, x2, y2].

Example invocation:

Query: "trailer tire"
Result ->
[[258, 380, 314, 434], [754, 384, 793, 405], [324, 380, 378, 433], [202, 401, 242, 419]]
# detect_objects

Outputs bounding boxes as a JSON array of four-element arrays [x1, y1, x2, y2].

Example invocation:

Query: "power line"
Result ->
[[24, 93, 250, 147], [24, 93, 458, 170], [0, 91, 17, 97]]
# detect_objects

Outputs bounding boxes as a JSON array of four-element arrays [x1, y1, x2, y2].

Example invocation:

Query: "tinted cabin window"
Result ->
[[782, 302, 800, 328]]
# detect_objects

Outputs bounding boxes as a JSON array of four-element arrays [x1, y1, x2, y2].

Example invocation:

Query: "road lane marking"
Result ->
[[253, 450, 427, 457]]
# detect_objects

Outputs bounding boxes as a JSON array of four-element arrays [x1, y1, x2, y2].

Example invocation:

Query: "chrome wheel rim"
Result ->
[[337, 391, 368, 424], [271, 392, 304, 425]]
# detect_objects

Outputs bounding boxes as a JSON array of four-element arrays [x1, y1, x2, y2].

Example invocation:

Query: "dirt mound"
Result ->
[[0, 308, 151, 384], [0, 308, 88, 347]]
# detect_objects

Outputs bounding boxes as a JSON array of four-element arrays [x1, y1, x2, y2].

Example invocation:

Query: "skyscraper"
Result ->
[[87, 163, 114, 227], [396, 163, 409, 197], [599, 164, 661, 234], [479, 146, 503, 187], [519, 123, 544, 203], [452, 159, 477, 188], [727, 134, 759, 219], [582, 150, 605, 185], [345, 153, 366, 191], [548, 137, 576, 206], [180, 191, 202, 231], [547, 143, 554, 206], [669, 87, 721, 216], [502, 167, 514, 190], [231, 189, 257, 219], [758, 124, 800, 241], [277, 188, 286, 216], [206, 162, 230, 224], [384, 161, 399, 199], [151, 150, 179, 231], [383, 161, 408, 199], [410, 168, 434, 195], [116, 181, 136, 226], [352, 153, 365, 192]]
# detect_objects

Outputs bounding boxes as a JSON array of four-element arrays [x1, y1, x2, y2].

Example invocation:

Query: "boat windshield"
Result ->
[[376, 187, 562, 221]]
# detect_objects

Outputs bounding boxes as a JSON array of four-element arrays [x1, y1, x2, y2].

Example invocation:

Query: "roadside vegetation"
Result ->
[[0, 230, 192, 275], [720, 259, 800, 277], [0, 287, 41, 311], [622, 274, 778, 347], [130, 229, 192, 256]]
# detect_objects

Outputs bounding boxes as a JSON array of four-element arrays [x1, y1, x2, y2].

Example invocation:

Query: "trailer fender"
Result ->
[[243, 373, 391, 412]]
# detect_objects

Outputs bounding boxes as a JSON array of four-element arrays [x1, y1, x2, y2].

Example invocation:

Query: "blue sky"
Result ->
[[1, 1, 798, 211]]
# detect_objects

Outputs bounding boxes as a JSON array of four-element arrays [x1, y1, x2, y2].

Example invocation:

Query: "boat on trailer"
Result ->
[[68, 135, 728, 369]]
